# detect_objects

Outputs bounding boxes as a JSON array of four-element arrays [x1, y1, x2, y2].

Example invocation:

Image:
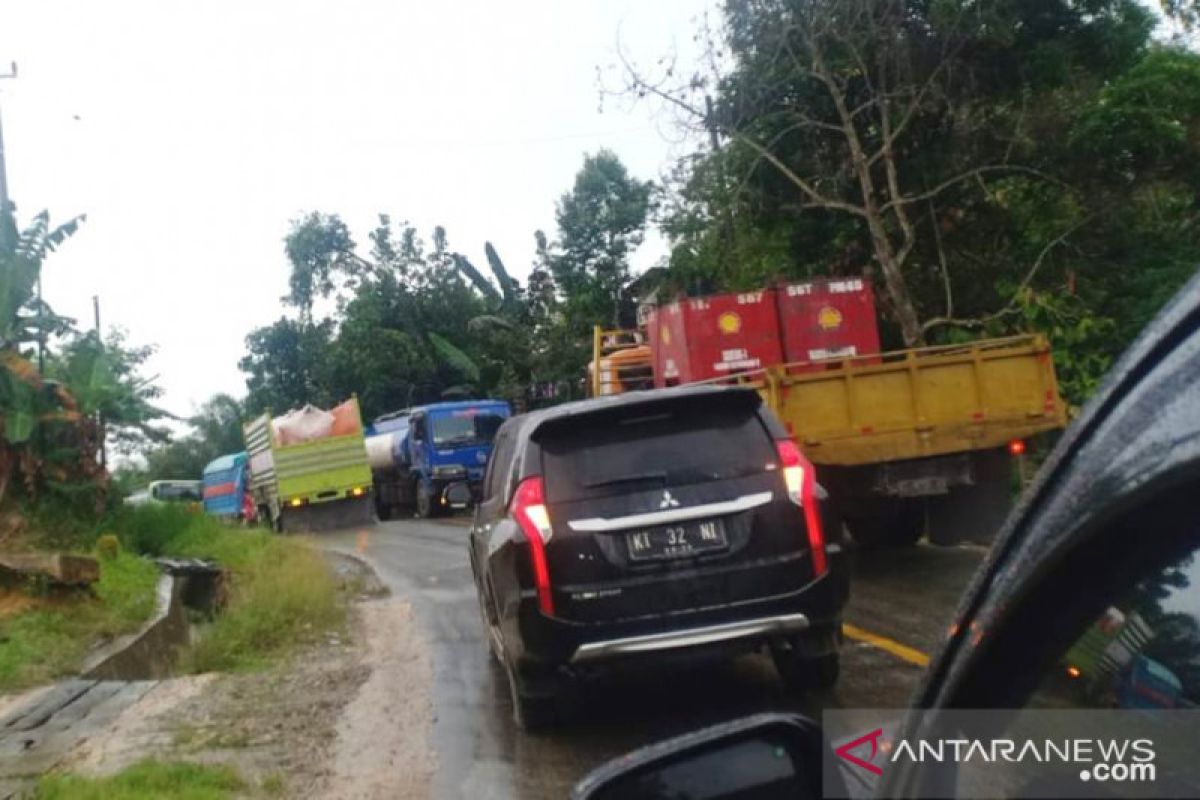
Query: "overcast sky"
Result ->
[[0, 0, 711, 418]]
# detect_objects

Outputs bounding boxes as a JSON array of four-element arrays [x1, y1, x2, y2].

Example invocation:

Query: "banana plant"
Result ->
[[0, 208, 83, 349], [0, 206, 86, 507], [447, 243, 539, 404], [451, 241, 518, 311]]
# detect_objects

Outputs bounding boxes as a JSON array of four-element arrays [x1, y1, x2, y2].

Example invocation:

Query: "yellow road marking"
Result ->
[[843, 623, 930, 667], [356, 530, 370, 553]]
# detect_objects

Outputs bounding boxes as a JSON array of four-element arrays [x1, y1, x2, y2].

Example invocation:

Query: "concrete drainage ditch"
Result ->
[[0, 558, 227, 796], [82, 558, 225, 681]]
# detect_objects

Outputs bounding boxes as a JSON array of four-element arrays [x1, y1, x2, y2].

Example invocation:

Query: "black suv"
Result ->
[[468, 385, 849, 729]]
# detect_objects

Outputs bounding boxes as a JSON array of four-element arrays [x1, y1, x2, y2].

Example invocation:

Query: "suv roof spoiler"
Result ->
[[525, 385, 762, 441]]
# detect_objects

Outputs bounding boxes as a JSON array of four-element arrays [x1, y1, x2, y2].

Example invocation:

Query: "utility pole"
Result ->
[[94, 295, 106, 470], [0, 61, 16, 212]]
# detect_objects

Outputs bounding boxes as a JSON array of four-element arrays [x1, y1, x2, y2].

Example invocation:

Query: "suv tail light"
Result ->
[[510, 476, 555, 615], [775, 439, 827, 577]]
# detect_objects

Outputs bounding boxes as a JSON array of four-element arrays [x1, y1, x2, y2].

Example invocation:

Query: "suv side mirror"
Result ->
[[571, 713, 828, 800]]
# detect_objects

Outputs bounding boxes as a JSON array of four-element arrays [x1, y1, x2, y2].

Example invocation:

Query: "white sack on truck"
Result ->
[[272, 404, 335, 445]]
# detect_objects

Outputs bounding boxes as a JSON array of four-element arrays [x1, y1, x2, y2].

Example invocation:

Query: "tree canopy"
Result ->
[[237, 149, 654, 421], [615, 0, 1200, 403]]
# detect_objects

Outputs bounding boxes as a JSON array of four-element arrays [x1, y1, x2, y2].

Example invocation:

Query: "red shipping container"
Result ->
[[776, 277, 881, 372], [647, 290, 785, 387]]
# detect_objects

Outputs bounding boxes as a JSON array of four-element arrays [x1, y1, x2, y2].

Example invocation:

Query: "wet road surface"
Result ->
[[321, 519, 985, 799]]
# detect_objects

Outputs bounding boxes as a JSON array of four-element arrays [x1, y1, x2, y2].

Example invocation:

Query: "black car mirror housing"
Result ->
[[571, 713, 831, 800]]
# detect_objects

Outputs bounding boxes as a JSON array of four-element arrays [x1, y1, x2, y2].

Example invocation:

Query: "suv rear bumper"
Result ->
[[570, 611, 811, 664], [503, 543, 849, 674]]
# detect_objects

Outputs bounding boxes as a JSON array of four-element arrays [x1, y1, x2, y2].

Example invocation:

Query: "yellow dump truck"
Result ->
[[244, 397, 375, 532], [732, 334, 1066, 545], [593, 327, 1067, 546]]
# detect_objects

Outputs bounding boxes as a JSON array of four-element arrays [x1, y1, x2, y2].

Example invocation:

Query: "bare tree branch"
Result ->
[[921, 215, 1094, 333], [883, 165, 1067, 213], [928, 198, 953, 321], [615, 44, 867, 218]]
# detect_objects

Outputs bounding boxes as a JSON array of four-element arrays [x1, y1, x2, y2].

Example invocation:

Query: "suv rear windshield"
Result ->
[[539, 405, 776, 503]]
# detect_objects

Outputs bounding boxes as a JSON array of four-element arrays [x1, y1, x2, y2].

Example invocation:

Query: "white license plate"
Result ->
[[626, 518, 728, 561]]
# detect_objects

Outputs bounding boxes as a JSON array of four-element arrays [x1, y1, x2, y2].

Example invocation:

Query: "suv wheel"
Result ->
[[503, 660, 557, 732], [475, 579, 502, 663], [771, 646, 840, 692]]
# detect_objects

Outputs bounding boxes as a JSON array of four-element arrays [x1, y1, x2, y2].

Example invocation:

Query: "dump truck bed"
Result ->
[[734, 334, 1068, 466], [244, 404, 372, 506]]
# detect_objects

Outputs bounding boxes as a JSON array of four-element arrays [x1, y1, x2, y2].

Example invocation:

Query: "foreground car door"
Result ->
[[886, 270, 1200, 798]]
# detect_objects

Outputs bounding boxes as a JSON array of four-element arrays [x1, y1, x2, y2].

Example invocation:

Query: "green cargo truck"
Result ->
[[244, 397, 375, 532]]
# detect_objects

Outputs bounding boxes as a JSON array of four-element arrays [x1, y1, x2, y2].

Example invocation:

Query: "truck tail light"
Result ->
[[1008, 438, 1026, 457], [510, 476, 554, 615], [775, 439, 827, 577]]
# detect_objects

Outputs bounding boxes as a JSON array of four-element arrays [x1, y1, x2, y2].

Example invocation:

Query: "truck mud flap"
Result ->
[[925, 450, 1013, 546], [279, 495, 377, 533]]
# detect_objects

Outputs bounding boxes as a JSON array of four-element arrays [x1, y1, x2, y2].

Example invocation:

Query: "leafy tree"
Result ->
[[245, 216, 496, 418], [617, 0, 1157, 346], [135, 393, 247, 481], [283, 212, 359, 320], [552, 150, 654, 329], [609, 0, 1200, 410], [52, 330, 172, 457], [239, 317, 335, 414], [329, 289, 435, 415]]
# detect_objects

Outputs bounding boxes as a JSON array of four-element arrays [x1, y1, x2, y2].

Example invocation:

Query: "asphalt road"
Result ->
[[321, 518, 985, 800]]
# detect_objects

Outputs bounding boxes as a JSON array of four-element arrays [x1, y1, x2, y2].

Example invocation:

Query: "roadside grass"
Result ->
[[0, 551, 159, 692], [1, 503, 344, 692], [182, 537, 343, 672], [35, 759, 243, 800], [260, 772, 286, 796], [112, 504, 346, 673]]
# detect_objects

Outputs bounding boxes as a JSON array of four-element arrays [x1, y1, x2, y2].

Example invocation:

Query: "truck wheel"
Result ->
[[846, 500, 924, 548], [416, 483, 436, 519]]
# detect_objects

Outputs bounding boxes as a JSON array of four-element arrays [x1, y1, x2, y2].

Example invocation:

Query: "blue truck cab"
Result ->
[[400, 399, 511, 517], [201, 451, 251, 520]]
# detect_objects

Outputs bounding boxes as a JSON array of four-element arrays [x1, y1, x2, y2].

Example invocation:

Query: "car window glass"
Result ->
[[431, 412, 506, 447], [482, 433, 499, 498], [1023, 544, 1200, 710], [486, 430, 513, 502], [158, 483, 202, 502], [539, 407, 775, 504]]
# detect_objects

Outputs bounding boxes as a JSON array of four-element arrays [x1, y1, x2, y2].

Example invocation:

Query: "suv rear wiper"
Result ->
[[584, 471, 668, 489]]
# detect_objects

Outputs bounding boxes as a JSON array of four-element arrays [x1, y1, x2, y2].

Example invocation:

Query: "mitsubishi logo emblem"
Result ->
[[659, 490, 680, 509]]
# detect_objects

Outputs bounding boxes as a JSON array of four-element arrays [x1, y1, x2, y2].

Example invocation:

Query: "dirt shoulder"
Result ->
[[51, 556, 436, 798]]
